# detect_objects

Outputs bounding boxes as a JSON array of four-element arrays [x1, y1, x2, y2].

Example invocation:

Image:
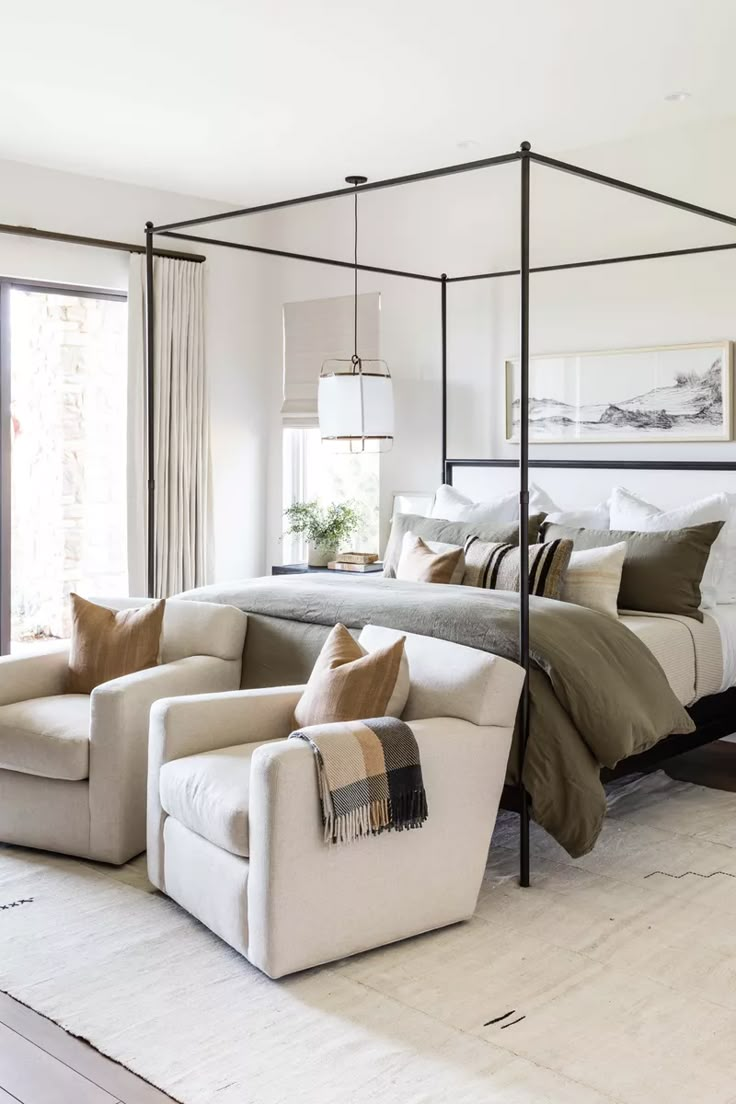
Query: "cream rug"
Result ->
[[3, 773, 736, 1104]]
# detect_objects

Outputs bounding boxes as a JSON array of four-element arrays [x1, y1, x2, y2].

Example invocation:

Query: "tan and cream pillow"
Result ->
[[293, 623, 408, 729], [562, 542, 627, 618], [67, 594, 166, 694], [463, 537, 572, 599], [395, 532, 465, 584]]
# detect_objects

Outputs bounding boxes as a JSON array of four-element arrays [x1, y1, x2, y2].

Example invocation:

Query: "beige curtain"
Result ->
[[128, 254, 212, 597]]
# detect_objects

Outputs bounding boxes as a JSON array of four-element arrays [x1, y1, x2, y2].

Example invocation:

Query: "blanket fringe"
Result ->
[[324, 793, 428, 845]]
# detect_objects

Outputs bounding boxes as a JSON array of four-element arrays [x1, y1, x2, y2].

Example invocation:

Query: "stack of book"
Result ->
[[327, 552, 383, 573]]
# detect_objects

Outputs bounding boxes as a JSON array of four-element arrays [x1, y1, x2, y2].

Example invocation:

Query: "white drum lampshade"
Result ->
[[318, 358, 394, 453]]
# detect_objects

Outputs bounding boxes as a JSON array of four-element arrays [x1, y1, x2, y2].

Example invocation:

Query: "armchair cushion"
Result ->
[[0, 695, 90, 780], [159, 740, 271, 858]]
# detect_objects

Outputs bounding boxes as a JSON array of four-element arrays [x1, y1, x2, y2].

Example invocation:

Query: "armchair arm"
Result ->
[[88, 654, 239, 864], [146, 685, 304, 889], [0, 644, 70, 706]]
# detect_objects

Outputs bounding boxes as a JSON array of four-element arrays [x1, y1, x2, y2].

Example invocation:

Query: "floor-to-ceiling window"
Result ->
[[0, 281, 127, 654]]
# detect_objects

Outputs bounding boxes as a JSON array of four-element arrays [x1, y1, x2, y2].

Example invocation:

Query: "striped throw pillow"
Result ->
[[463, 536, 573, 599]]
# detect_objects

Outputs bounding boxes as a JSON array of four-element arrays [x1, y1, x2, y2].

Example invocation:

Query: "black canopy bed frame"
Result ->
[[146, 141, 736, 887]]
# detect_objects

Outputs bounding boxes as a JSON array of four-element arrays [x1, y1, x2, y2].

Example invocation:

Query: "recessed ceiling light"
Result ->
[[457, 139, 479, 149], [664, 91, 691, 103]]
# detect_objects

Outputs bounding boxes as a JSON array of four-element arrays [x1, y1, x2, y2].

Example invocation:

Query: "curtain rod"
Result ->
[[0, 222, 206, 263]]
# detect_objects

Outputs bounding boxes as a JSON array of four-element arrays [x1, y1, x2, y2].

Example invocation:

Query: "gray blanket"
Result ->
[[180, 574, 694, 857]]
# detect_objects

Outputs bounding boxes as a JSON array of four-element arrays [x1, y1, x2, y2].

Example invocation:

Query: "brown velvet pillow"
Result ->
[[293, 623, 408, 729], [67, 594, 166, 694]]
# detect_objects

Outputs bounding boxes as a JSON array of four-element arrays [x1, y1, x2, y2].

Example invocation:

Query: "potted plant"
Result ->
[[284, 500, 362, 567]]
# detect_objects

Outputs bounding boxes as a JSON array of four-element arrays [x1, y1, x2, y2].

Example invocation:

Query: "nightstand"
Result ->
[[272, 564, 383, 576]]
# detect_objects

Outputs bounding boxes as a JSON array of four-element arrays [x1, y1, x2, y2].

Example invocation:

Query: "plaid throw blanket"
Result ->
[[289, 716, 428, 845]]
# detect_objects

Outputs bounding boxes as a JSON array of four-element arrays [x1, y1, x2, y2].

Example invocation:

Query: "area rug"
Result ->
[[3, 773, 736, 1104]]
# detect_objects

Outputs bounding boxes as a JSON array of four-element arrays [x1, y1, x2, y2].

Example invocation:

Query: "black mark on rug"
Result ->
[[0, 897, 35, 911], [484, 1009, 526, 1029], [644, 870, 736, 881]]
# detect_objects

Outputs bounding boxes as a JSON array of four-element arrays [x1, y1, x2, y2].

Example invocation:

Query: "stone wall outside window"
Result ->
[[10, 290, 128, 644]]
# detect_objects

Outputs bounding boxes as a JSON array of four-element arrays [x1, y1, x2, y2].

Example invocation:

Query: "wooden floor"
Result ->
[[3, 739, 736, 1104], [0, 992, 176, 1103]]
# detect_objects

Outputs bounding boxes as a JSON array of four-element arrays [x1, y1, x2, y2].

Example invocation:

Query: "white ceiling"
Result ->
[[2, 0, 736, 205]]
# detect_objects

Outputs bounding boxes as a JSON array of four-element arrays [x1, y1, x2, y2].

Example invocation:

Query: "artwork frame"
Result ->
[[505, 340, 733, 444]]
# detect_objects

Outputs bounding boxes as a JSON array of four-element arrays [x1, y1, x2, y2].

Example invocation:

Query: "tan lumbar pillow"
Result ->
[[293, 623, 409, 729], [395, 532, 465, 584], [67, 594, 166, 694]]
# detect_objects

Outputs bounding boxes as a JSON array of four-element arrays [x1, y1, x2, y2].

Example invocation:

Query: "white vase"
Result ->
[[307, 542, 337, 568]]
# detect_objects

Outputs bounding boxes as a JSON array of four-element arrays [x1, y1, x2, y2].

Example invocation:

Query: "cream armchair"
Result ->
[[0, 599, 247, 865], [147, 626, 525, 978]]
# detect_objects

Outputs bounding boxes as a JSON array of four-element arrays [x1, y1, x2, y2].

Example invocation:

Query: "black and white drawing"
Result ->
[[506, 341, 732, 443]]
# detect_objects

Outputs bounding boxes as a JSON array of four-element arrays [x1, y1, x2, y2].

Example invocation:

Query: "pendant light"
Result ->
[[318, 175, 394, 453]]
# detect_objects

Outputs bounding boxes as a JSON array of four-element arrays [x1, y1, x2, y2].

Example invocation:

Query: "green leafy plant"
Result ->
[[284, 500, 362, 549]]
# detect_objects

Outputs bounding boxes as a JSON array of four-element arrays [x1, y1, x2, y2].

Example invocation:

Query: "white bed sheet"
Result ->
[[710, 605, 736, 692]]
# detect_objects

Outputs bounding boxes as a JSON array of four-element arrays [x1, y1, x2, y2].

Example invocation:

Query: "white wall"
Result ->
[[261, 118, 736, 564], [7, 115, 735, 583], [0, 157, 273, 581]]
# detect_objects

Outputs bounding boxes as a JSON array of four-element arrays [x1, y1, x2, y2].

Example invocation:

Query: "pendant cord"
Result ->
[[353, 186, 358, 364]]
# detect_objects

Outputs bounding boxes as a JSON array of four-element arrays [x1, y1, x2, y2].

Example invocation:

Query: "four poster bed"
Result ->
[[145, 141, 736, 885]]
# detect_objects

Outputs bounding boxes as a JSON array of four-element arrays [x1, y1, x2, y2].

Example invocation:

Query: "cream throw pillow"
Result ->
[[293, 623, 409, 728], [396, 532, 465, 584], [562, 542, 627, 618], [67, 594, 166, 694]]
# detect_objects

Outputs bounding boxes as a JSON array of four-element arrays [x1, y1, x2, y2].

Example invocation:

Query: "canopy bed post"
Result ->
[[441, 273, 448, 484], [518, 142, 532, 888], [145, 222, 155, 599]]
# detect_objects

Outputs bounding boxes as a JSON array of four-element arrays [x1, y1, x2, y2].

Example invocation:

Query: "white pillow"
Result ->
[[722, 494, 736, 604], [562, 542, 627, 619], [609, 486, 729, 608], [430, 483, 555, 524], [545, 500, 611, 529], [431, 484, 516, 524]]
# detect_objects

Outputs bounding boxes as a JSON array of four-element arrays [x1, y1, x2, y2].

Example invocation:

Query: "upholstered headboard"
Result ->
[[447, 460, 736, 511]]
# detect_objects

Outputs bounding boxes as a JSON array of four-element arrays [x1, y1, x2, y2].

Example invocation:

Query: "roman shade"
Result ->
[[282, 293, 380, 425]]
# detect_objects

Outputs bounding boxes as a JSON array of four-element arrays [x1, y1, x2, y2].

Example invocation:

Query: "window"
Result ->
[[281, 292, 381, 565], [2, 282, 127, 653], [282, 427, 379, 564]]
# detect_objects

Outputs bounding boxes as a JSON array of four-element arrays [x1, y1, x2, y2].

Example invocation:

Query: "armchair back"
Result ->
[[358, 625, 525, 729], [90, 597, 246, 663]]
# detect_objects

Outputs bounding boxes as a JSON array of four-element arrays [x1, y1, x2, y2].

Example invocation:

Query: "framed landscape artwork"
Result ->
[[505, 341, 732, 444]]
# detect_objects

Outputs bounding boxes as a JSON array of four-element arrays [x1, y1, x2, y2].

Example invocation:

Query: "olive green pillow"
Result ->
[[383, 512, 546, 578], [542, 521, 725, 622]]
